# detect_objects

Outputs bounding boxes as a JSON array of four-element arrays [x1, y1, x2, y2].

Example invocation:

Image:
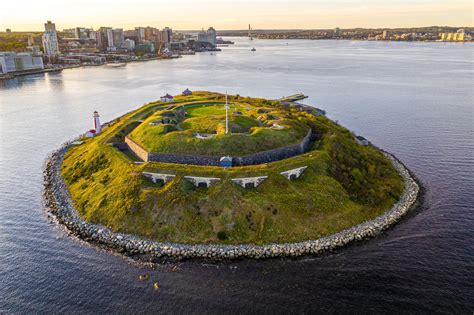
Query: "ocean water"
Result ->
[[0, 38, 473, 313]]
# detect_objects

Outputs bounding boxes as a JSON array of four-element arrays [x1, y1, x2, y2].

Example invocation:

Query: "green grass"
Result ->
[[61, 91, 405, 245], [128, 99, 308, 156]]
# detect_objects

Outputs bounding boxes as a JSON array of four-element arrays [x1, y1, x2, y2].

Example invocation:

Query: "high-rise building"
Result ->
[[105, 28, 124, 50], [382, 30, 391, 40], [42, 20, 60, 56], [98, 27, 112, 50], [207, 27, 217, 46], [161, 27, 172, 44], [74, 27, 90, 39], [197, 27, 217, 47], [135, 27, 146, 43], [334, 27, 341, 37], [27, 34, 35, 46], [89, 30, 99, 45], [44, 20, 56, 33], [112, 28, 124, 48]]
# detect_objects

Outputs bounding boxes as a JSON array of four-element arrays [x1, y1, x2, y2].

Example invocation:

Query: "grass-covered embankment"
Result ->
[[60, 92, 404, 245]]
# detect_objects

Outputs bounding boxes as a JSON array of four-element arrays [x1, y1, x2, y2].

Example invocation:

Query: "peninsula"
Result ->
[[44, 91, 419, 260]]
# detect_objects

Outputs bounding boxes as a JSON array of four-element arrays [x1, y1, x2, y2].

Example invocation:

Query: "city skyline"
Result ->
[[1, 0, 473, 31]]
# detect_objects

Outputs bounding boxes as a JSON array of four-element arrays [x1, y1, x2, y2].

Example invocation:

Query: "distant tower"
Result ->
[[225, 92, 229, 135], [93, 111, 101, 134]]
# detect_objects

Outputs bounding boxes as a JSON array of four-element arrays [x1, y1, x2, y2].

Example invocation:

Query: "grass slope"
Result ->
[[128, 99, 308, 156], [61, 92, 404, 245]]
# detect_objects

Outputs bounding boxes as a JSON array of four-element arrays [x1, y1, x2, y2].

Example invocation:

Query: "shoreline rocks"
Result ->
[[43, 140, 420, 261]]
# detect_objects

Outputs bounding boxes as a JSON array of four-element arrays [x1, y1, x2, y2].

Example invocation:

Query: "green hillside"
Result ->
[[61, 91, 404, 245]]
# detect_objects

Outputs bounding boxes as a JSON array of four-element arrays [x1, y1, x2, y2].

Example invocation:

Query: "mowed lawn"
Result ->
[[129, 102, 309, 156]]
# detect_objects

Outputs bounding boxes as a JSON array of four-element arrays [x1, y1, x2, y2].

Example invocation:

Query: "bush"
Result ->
[[217, 230, 229, 240]]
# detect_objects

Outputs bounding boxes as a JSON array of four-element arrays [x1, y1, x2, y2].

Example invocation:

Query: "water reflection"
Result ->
[[0, 38, 473, 313]]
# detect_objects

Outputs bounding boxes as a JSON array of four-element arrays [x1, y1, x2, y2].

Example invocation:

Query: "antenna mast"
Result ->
[[225, 92, 229, 135]]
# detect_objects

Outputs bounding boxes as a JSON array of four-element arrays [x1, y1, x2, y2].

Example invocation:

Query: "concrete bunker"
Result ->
[[231, 176, 268, 188], [184, 176, 221, 188], [280, 166, 307, 180], [142, 172, 176, 184]]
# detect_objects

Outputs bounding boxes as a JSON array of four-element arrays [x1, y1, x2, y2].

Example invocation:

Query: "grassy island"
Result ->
[[61, 91, 404, 245]]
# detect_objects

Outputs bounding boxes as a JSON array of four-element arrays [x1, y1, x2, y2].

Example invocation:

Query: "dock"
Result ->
[[277, 93, 308, 102]]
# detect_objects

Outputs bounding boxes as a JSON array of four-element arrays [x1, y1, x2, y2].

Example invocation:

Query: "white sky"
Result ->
[[1, 0, 472, 31]]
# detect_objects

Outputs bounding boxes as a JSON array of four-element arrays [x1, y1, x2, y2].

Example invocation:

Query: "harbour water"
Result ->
[[0, 38, 473, 313]]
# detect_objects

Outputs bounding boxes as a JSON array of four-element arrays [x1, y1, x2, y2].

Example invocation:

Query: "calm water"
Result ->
[[0, 38, 473, 313]]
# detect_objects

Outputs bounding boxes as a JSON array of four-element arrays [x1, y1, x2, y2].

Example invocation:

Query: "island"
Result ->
[[44, 91, 419, 260]]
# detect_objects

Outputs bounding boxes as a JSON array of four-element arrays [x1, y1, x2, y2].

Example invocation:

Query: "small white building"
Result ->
[[182, 88, 192, 96], [160, 94, 174, 102], [85, 129, 97, 138]]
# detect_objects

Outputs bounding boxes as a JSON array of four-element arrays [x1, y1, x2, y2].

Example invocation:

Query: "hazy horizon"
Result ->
[[1, 0, 473, 32]]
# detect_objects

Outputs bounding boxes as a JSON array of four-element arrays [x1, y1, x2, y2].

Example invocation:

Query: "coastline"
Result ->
[[0, 55, 181, 81], [43, 140, 420, 261]]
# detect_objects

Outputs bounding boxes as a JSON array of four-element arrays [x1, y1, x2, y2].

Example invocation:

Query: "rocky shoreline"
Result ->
[[43, 141, 420, 261]]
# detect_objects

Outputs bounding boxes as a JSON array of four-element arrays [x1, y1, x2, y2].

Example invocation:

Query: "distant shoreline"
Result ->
[[224, 35, 473, 44], [0, 55, 181, 81]]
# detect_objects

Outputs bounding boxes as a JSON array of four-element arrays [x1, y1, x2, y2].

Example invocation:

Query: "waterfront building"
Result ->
[[112, 28, 124, 48], [334, 27, 341, 37], [161, 27, 173, 44], [98, 27, 112, 50], [0, 52, 16, 74], [144, 26, 159, 41], [382, 30, 391, 40], [135, 27, 146, 43], [197, 27, 217, 46], [42, 20, 60, 56], [207, 27, 217, 46], [198, 29, 208, 43], [105, 28, 124, 50], [0, 52, 44, 74], [135, 42, 155, 55], [123, 39, 135, 51], [89, 30, 99, 45], [439, 29, 470, 42]]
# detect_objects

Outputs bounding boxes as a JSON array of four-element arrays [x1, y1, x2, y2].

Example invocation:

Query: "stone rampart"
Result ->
[[148, 152, 221, 165], [125, 129, 315, 166], [124, 136, 149, 161]]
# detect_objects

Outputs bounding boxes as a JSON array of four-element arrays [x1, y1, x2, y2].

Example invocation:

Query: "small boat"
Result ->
[[251, 48, 256, 52], [105, 62, 126, 67]]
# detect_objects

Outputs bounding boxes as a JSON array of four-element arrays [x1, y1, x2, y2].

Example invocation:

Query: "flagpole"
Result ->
[[225, 92, 229, 135]]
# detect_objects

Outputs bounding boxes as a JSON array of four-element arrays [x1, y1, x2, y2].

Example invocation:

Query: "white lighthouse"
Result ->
[[93, 111, 101, 134]]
